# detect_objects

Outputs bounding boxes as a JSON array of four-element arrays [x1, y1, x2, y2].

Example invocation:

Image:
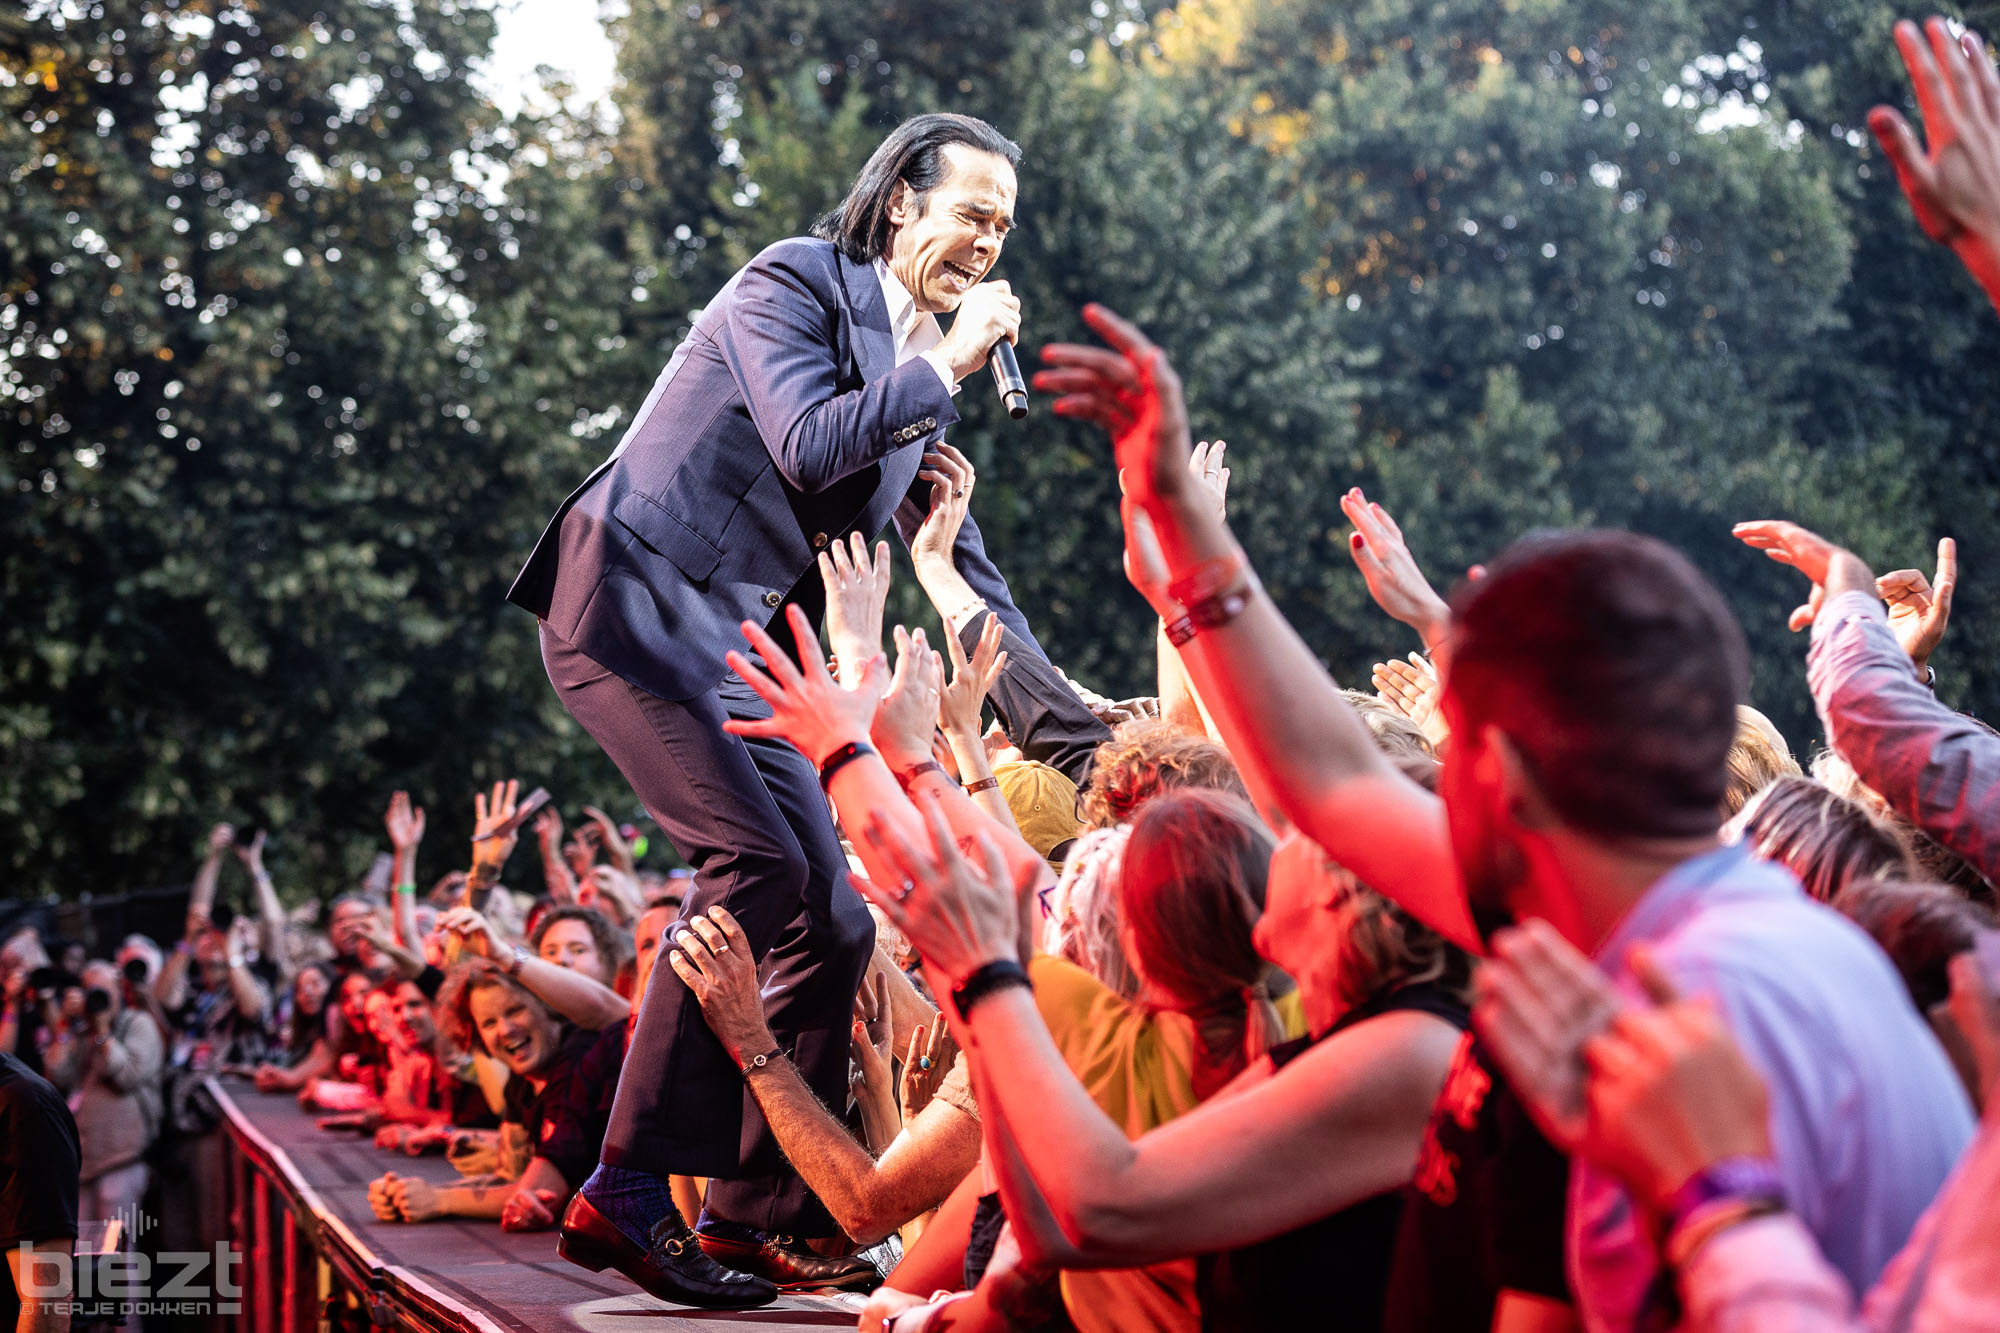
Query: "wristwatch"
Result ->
[[507, 945, 530, 978]]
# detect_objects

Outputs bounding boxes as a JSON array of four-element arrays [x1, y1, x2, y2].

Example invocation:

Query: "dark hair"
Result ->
[[1834, 877, 1994, 1010], [812, 113, 1021, 263], [1737, 776, 1915, 903], [530, 905, 630, 981], [1449, 530, 1747, 840]]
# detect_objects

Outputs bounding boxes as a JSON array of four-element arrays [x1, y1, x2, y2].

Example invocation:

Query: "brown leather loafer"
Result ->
[[696, 1230, 883, 1292], [557, 1192, 777, 1309]]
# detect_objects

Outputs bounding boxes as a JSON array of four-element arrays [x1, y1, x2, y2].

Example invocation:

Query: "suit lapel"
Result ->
[[838, 249, 896, 385]]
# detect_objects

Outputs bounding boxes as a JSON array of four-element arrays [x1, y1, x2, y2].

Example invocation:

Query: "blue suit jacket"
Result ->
[[509, 237, 1041, 701]]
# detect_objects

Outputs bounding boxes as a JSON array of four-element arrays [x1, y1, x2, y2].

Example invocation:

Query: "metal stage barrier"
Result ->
[[204, 1077, 863, 1332]]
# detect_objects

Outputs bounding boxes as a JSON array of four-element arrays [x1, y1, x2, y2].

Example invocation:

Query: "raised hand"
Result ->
[[941, 614, 1008, 741], [1189, 439, 1231, 520], [911, 443, 979, 573], [1732, 519, 1876, 631], [1342, 488, 1451, 650], [899, 1020, 958, 1123], [1471, 918, 1627, 1151], [470, 780, 521, 875], [819, 532, 894, 689], [581, 806, 635, 875], [585, 865, 643, 926], [235, 827, 268, 873], [855, 794, 1024, 995], [666, 906, 774, 1066], [1372, 653, 1448, 747], [207, 823, 236, 859], [724, 605, 887, 767], [385, 791, 426, 854], [1575, 948, 1773, 1214], [872, 626, 946, 772], [1036, 304, 1196, 529], [1876, 537, 1958, 674], [1869, 19, 2000, 306], [437, 906, 500, 960]]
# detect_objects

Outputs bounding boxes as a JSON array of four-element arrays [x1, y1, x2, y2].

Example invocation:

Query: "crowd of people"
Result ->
[[7, 13, 2000, 1333]]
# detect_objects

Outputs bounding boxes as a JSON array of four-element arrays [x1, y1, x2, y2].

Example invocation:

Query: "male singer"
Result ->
[[507, 113, 1043, 1308]]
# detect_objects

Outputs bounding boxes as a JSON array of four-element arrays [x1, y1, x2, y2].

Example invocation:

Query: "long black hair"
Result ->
[[812, 113, 1020, 263]]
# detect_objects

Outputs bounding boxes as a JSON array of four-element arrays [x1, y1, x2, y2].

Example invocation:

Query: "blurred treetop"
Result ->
[[4, 0, 1996, 903]]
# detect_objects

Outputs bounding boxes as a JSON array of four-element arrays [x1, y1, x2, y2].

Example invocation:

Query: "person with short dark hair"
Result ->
[[0, 1048, 80, 1333], [509, 111, 1044, 1307]]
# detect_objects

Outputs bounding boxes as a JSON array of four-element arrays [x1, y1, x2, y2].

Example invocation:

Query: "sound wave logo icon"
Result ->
[[107, 1203, 156, 1245]]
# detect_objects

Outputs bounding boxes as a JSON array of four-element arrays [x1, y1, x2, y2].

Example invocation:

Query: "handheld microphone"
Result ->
[[989, 340, 1029, 420]]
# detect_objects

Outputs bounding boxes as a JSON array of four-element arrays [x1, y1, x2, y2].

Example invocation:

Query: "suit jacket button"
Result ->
[[812, 533, 829, 549], [763, 591, 783, 608], [923, 417, 936, 429]]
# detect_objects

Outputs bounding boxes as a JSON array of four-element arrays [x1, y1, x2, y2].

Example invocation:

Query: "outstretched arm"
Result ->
[[1037, 305, 1472, 950], [862, 801, 1459, 1262], [902, 441, 1048, 660], [1735, 519, 2000, 884]]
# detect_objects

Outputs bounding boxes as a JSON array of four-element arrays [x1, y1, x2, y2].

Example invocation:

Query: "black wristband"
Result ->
[[951, 959, 1032, 1018], [817, 740, 876, 789]]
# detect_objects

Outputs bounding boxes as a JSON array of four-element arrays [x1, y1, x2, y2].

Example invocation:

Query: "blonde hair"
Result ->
[[1722, 705, 1802, 817]]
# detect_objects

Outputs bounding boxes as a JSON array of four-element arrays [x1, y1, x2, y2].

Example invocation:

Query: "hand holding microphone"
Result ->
[[936, 280, 1026, 417]]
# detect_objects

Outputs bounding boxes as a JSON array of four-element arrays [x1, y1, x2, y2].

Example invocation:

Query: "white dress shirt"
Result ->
[[874, 257, 959, 395]]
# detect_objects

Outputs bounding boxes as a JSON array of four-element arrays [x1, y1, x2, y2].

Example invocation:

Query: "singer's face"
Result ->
[[886, 143, 1016, 315]]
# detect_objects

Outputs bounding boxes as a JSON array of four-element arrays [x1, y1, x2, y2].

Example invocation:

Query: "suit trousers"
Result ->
[[539, 622, 874, 1235]]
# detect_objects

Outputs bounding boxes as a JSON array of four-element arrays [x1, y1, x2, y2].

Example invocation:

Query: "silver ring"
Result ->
[[897, 879, 915, 901]]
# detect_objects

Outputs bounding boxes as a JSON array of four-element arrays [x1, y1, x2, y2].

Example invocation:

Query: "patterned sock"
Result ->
[[580, 1163, 678, 1249]]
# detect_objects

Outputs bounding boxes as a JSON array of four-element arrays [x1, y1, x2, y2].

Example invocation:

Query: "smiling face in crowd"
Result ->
[[885, 142, 1017, 315], [468, 982, 560, 1082]]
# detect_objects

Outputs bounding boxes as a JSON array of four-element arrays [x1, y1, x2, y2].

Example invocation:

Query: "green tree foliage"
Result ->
[[4, 0, 1994, 901], [2, 0, 635, 895]]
